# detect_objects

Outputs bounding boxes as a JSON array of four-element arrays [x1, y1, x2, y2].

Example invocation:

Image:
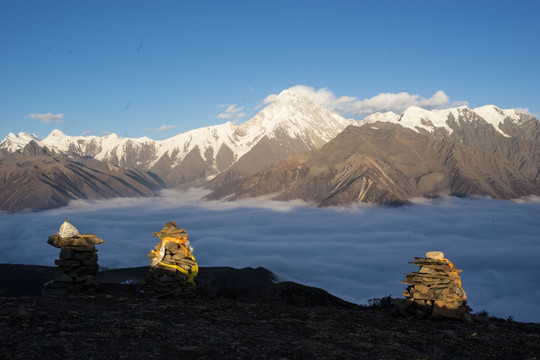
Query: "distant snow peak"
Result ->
[[473, 105, 521, 125], [103, 133, 122, 140], [5, 132, 41, 143], [0, 132, 42, 151], [276, 88, 303, 101], [362, 104, 527, 137], [362, 111, 400, 123], [239, 87, 357, 145], [261, 89, 301, 107], [1, 91, 358, 174], [48, 129, 67, 137], [400, 106, 456, 134]]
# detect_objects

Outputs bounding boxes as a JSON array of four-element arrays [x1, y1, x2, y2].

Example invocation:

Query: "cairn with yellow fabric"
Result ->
[[398, 251, 471, 320], [145, 221, 198, 296]]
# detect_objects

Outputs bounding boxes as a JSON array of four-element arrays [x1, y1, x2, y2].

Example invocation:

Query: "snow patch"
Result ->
[[0, 132, 43, 151], [473, 105, 520, 135], [3, 90, 357, 174], [362, 111, 400, 124], [362, 104, 526, 137]]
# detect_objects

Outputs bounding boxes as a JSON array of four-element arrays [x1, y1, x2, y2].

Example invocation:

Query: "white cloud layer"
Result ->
[[266, 85, 461, 117], [349, 90, 449, 115], [217, 104, 246, 119], [28, 112, 64, 123], [1, 190, 539, 323]]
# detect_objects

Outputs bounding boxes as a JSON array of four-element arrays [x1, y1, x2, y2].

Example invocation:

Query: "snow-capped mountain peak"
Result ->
[[48, 129, 68, 138], [1, 88, 358, 187], [472, 105, 521, 127], [362, 111, 400, 124], [0, 132, 42, 151], [238, 88, 357, 147], [362, 105, 528, 137]]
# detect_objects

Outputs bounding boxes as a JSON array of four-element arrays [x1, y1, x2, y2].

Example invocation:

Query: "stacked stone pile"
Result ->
[[145, 221, 198, 297], [44, 219, 104, 295], [399, 251, 471, 320]]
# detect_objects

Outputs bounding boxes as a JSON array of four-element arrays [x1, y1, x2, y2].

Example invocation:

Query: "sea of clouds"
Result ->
[[1, 188, 539, 323]]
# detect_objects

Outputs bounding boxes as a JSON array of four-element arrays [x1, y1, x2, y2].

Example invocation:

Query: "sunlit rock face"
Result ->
[[1, 99, 539, 210], [207, 118, 540, 205], [0, 141, 161, 212], [1, 91, 358, 189]]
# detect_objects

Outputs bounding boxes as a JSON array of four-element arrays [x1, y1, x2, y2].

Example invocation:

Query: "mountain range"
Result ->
[[1, 90, 539, 211], [207, 104, 540, 205], [0, 142, 163, 212]]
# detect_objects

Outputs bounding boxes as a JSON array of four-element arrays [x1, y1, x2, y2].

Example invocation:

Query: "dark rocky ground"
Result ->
[[0, 264, 538, 360]]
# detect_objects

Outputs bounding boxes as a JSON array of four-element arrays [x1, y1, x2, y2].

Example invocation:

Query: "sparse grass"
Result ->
[[476, 310, 517, 322], [476, 310, 490, 318], [367, 295, 393, 309]]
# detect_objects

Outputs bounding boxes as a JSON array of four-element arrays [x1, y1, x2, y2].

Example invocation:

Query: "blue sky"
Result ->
[[1, 0, 539, 140]]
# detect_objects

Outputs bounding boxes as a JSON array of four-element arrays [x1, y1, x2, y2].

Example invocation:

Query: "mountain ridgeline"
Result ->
[[1, 90, 539, 211], [207, 104, 540, 205], [0, 142, 163, 212]]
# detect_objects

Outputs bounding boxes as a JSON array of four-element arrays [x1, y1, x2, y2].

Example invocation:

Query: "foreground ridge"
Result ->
[[0, 263, 539, 359]]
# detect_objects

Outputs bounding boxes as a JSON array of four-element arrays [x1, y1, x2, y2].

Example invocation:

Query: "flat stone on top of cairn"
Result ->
[[425, 251, 444, 260], [44, 219, 104, 295], [398, 251, 471, 321], [145, 221, 198, 297]]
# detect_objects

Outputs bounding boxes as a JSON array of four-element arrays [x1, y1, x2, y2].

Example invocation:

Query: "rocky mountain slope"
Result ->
[[363, 105, 540, 180], [2, 89, 539, 210], [0, 142, 162, 212], [1, 90, 356, 188], [207, 106, 540, 205]]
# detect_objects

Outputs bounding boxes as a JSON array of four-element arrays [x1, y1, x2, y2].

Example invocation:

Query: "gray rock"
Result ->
[[426, 251, 444, 260], [462, 312, 473, 324], [54, 270, 74, 283]]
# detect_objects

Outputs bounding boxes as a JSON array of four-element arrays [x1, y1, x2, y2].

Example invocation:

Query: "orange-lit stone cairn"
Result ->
[[400, 251, 470, 319], [145, 221, 198, 296], [44, 219, 104, 295]]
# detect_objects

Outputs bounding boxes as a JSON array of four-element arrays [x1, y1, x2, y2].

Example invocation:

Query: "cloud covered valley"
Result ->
[[1, 189, 539, 323]]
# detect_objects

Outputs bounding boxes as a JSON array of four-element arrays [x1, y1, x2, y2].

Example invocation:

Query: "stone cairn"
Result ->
[[398, 251, 471, 320], [44, 219, 104, 295], [145, 221, 198, 297]]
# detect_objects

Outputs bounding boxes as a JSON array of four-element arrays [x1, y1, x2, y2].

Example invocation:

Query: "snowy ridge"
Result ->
[[0, 132, 42, 152], [362, 105, 525, 136], [473, 105, 522, 128], [0, 90, 358, 171], [158, 122, 239, 168], [41, 130, 156, 164], [2, 93, 531, 176], [237, 90, 357, 148], [361, 111, 400, 124]]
